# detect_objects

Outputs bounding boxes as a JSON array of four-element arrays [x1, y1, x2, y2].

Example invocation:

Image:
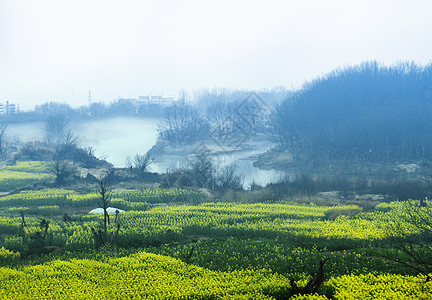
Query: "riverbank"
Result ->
[[148, 135, 284, 188], [254, 147, 432, 180]]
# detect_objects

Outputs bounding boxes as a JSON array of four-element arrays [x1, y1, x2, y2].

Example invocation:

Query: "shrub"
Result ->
[[160, 169, 194, 188], [375, 202, 398, 212], [5, 207, 29, 214], [4, 236, 24, 253], [132, 154, 154, 178], [0, 247, 20, 265]]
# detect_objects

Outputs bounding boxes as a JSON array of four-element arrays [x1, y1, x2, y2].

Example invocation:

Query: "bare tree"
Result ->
[[91, 174, 122, 247], [132, 153, 154, 177], [97, 175, 112, 244], [206, 102, 231, 138], [52, 131, 80, 163], [28, 219, 51, 255], [45, 113, 71, 146], [49, 159, 76, 186], [385, 199, 432, 274], [40, 102, 78, 150], [215, 162, 244, 193], [158, 100, 209, 144], [0, 123, 7, 158], [290, 259, 329, 297], [188, 150, 215, 188]]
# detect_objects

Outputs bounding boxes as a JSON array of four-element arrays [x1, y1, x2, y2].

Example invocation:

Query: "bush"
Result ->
[[15, 142, 54, 161], [5, 207, 29, 214], [4, 236, 24, 253], [374, 202, 398, 212], [0, 247, 20, 265], [33, 206, 62, 216], [267, 174, 318, 200], [48, 160, 77, 186], [132, 154, 154, 178], [214, 163, 244, 193], [160, 169, 194, 188]]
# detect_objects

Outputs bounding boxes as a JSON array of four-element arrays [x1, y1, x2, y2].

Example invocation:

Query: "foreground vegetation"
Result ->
[[0, 162, 431, 299], [1, 251, 431, 299]]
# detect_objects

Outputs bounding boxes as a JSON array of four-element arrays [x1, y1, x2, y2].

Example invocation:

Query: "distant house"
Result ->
[[0, 101, 20, 115], [136, 95, 176, 106]]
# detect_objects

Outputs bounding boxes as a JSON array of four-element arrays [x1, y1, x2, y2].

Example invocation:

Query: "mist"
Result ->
[[2, 61, 432, 195], [2, 0, 432, 110]]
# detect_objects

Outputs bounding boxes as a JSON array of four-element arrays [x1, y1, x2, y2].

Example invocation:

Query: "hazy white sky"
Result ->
[[1, 0, 432, 109]]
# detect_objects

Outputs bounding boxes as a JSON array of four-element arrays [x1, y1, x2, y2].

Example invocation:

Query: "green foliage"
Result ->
[[0, 183, 431, 299], [0, 170, 53, 191], [0, 247, 20, 264], [375, 202, 398, 212], [0, 188, 203, 209], [4, 236, 24, 253], [0, 161, 54, 191], [33, 206, 62, 216], [327, 273, 432, 299], [1, 161, 52, 173], [0, 252, 292, 299], [5, 207, 30, 214], [323, 205, 363, 220]]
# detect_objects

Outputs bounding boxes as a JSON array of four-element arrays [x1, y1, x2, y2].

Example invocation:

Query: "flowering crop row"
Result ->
[[0, 252, 290, 299], [0, 188, 202, 209], [0, 161, 52, 174], [0, 200, 402, 253], [0, 250, 430, 299], [0, 171, 53, 192]]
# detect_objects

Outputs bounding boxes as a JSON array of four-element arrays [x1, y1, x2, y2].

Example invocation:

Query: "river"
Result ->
[[7, 117, 284, 188]]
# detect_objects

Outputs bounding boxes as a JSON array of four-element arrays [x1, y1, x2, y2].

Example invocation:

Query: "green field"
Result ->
[[0, 162, 431, 299], [0, 161, 54, 192]]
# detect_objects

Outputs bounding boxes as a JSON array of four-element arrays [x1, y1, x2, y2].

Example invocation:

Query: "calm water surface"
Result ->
[[8, 117, 283, 188]]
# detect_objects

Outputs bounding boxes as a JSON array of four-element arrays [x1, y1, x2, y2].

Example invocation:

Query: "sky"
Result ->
[[1, 0, 432, 110]]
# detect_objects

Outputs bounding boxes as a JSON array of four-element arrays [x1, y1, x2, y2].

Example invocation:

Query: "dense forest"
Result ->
[[273, 61, 432, 163]]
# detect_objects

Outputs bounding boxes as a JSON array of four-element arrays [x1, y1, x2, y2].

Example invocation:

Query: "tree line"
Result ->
[[272, 61, 432, 163], [157, 88, 285, 144]]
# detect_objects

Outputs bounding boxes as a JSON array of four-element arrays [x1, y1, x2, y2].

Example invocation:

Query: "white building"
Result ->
[[0, 101, 20, 115], [138, 95, 175, 106]]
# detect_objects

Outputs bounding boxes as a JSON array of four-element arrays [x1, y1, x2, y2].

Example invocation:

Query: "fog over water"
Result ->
[[73, 117, 159, 166], [7, 118, 159, 165], [7, 117, 282, 188]]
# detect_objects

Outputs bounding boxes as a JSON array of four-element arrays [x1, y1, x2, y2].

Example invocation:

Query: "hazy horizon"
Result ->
[[1, 0, 432, 110]]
